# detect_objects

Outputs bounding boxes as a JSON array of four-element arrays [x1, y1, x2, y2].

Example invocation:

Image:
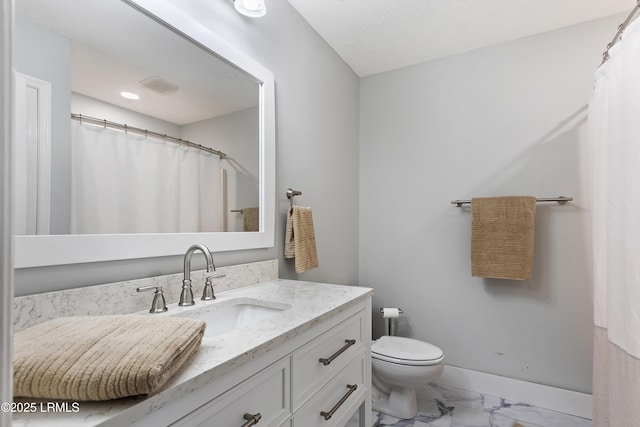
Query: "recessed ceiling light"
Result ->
[[234, 0, 266, 18], [120, 91, 140, 100]]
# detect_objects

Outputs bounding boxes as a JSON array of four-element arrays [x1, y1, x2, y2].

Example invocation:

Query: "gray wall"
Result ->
[[359, 15, 622, 394], [15, 1, 360, 295]]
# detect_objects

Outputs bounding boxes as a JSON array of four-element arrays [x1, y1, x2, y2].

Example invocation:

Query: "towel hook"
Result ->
[[286, 188, 302, 211]]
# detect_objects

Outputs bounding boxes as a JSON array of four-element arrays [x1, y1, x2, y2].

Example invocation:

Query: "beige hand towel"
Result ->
[[284, 206, 319, 273], [13, 315, 205, 401], [471, 196, 536, 280], [242, 207, 259, 232], [284, 208, 296, 259]]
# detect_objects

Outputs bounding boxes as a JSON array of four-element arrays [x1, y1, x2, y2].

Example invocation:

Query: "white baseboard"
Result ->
[[436, 365, 593, 420]]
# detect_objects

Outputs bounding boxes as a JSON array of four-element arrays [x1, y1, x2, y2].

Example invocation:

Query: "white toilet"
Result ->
[[371, 335, 445, 419]]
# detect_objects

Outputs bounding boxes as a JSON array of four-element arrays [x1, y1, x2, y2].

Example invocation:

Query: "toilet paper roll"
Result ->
[[381, 307, 401, 318]]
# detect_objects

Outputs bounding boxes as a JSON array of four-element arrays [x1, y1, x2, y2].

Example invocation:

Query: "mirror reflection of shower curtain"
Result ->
[[70, 120, 222, 234]]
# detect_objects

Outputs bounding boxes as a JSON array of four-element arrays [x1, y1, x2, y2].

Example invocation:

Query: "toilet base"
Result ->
[[372, 384, 419, 419]]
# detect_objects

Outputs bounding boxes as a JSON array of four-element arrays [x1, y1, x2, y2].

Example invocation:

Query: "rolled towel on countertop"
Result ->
[[13, 314, 205, 401]]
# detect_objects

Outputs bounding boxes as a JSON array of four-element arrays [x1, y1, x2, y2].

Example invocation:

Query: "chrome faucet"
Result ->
[[180, 244, 215, 306]]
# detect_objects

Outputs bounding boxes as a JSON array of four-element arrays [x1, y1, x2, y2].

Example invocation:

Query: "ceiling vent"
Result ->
[[139, 76, 178, 94]]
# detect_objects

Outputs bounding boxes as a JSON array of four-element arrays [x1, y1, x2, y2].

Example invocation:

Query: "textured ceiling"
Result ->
[[17, 0, 258, 125], [287, 0, 634, 77]]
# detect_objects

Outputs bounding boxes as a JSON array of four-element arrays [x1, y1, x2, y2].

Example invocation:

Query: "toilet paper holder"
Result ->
[[380, 307, 403, 336]]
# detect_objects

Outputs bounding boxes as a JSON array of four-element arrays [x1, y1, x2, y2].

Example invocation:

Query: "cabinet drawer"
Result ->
[[292, 311, 364, 410], [172, 358, 290, 427], [293, 352, 366, 427]]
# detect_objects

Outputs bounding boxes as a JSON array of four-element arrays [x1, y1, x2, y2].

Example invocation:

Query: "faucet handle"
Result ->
[[201, 274, 225, 301], [136, 285, 168, 313]]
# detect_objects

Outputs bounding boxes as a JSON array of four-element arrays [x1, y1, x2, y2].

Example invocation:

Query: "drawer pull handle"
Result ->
[[319, 339, 356, 366], [241, 412, 262, 427], [320, 384, 358, 421]]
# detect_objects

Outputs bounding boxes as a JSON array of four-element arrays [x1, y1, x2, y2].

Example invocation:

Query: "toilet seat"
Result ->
[[372, 336, 444, 366]]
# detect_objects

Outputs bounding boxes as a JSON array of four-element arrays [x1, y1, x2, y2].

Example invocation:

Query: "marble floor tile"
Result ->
[[491, 401, 592, 427], [363, 382, 591, 427]]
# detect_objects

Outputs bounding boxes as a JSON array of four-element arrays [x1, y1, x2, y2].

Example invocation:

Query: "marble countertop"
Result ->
[[12, 279, 373, 426]]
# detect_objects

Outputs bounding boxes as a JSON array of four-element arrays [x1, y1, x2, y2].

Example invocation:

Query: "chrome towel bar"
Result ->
[[451, 196, 573, 208]]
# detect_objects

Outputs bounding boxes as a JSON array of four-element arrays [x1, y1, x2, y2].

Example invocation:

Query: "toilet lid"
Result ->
[[372, 336, 444, 366]]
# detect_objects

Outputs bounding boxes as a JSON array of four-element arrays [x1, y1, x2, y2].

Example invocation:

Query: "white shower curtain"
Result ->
[[70, 121, 222, 234], [588, 18, 640, 426]]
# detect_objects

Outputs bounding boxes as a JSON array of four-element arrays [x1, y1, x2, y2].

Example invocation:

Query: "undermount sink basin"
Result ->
[[173, 299, 290, 339]]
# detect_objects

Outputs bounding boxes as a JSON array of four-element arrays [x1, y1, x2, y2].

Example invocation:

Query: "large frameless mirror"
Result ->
[[14, 0, 275, 268]]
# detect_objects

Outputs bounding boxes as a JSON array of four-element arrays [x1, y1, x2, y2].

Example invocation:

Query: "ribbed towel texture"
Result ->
[[284, 206, 319, 273], [13, 315, 205, 401], [471, 196, 536, 280], [242, 207, 259, 232]]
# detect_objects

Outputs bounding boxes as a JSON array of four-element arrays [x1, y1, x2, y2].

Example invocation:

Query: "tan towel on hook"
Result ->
[[284, 208, 296, 259], [471, 196, 536, 280], [13, 315, 205, 401], [284, 206, 319, 273], [242, 207, 259, 232]]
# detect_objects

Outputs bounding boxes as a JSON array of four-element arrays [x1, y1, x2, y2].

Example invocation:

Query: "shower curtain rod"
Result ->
[[71, 113, 227, 158], [601, 0, 640, 66]]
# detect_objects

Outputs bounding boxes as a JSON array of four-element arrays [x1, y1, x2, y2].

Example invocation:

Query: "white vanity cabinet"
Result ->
[[171, 357, 291, 427], [165, 296, 372, 427], [292, 311, 364, 410], [291, 311, 367, 426], [293, 353, 367, 427], [11, 280, 373, 427]]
